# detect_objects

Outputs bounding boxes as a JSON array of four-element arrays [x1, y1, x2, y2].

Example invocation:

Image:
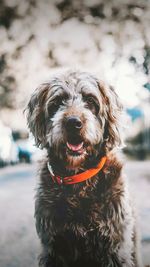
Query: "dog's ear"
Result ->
[[26, 84, 49, 148], [97, 81, 123, 152]]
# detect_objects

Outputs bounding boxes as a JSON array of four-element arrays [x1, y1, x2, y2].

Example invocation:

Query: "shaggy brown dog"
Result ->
[[27, 70, 142, 267]]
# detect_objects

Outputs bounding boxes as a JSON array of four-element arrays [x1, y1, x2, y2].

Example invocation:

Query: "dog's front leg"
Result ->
[[38, 247, 53, 267], [38, 245, 68, 267], [38, 247, 58, 267]]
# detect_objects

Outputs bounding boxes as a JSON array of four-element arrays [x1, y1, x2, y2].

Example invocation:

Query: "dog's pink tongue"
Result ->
[[67, 142, 83, 151]]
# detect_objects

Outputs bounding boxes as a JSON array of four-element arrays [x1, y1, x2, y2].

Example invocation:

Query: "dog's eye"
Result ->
[[54, 97, 63, 107], [47, 96, 66, 116], [83, 95, 99, 115], [86, 97, 95, 105]]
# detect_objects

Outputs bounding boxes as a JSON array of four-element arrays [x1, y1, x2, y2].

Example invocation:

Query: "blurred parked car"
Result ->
[[0, 122, 45, 167], [0, 120, 19, 167], [17, 136, 44, 163], [16, 137, 36, 163]]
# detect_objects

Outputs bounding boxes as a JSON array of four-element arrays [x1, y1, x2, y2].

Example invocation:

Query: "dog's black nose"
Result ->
[[65, 116, 82, 131]]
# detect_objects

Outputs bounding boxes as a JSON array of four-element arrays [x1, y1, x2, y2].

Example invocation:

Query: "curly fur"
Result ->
[[26, 69, 142, 267]]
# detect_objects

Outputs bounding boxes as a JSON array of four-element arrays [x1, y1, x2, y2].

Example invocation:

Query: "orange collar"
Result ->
[[47, 156, 107, 185]]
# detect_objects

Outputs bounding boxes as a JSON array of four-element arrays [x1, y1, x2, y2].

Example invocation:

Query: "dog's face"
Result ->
[[27, 70, 122, 169]]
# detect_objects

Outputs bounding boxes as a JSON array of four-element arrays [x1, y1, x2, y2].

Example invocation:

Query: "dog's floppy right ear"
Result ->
[[97, 80, 123, 152], [26, 84, 49, 148]]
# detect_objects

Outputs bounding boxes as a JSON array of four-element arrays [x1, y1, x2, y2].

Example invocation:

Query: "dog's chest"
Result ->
[[50, 185, 102, 228], [47, 184, 123, 244], [36, 163, 126, 265], [47, 189, 122, 263]]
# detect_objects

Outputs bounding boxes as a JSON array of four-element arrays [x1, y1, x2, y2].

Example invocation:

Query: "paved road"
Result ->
[[0, 164, 40, 267], [0, 160, 150, 267]]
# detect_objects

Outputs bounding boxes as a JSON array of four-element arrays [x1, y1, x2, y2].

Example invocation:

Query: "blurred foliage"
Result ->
[[0, 58, 16, 108], [0, 0, 150, 110], [0, 0, 18, 28]]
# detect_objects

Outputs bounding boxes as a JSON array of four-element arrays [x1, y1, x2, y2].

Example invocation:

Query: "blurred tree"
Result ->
[[0, 0, 17, 109], [0, 0, 149, 113], [0, 0, 18, 28]]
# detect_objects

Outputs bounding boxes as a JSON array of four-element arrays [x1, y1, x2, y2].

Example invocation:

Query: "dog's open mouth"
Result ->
[[66, 141, 85, 156]]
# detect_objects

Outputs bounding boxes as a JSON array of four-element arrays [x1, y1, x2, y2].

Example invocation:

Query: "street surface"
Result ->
[[0, 160, 150, 267]]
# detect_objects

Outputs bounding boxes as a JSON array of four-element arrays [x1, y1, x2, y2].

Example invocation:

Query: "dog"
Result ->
[[26, 69, 142, 267]]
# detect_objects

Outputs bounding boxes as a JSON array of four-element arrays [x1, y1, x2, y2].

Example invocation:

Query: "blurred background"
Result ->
[[0, 0, 150, 266]]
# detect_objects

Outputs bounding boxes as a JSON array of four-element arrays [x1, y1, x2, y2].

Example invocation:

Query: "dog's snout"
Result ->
[[65, 116, 82, 131]]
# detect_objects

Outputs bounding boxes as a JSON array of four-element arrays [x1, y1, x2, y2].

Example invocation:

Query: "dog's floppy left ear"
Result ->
[[97, 81, 123, 152], [26, 84, 49, 148]]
